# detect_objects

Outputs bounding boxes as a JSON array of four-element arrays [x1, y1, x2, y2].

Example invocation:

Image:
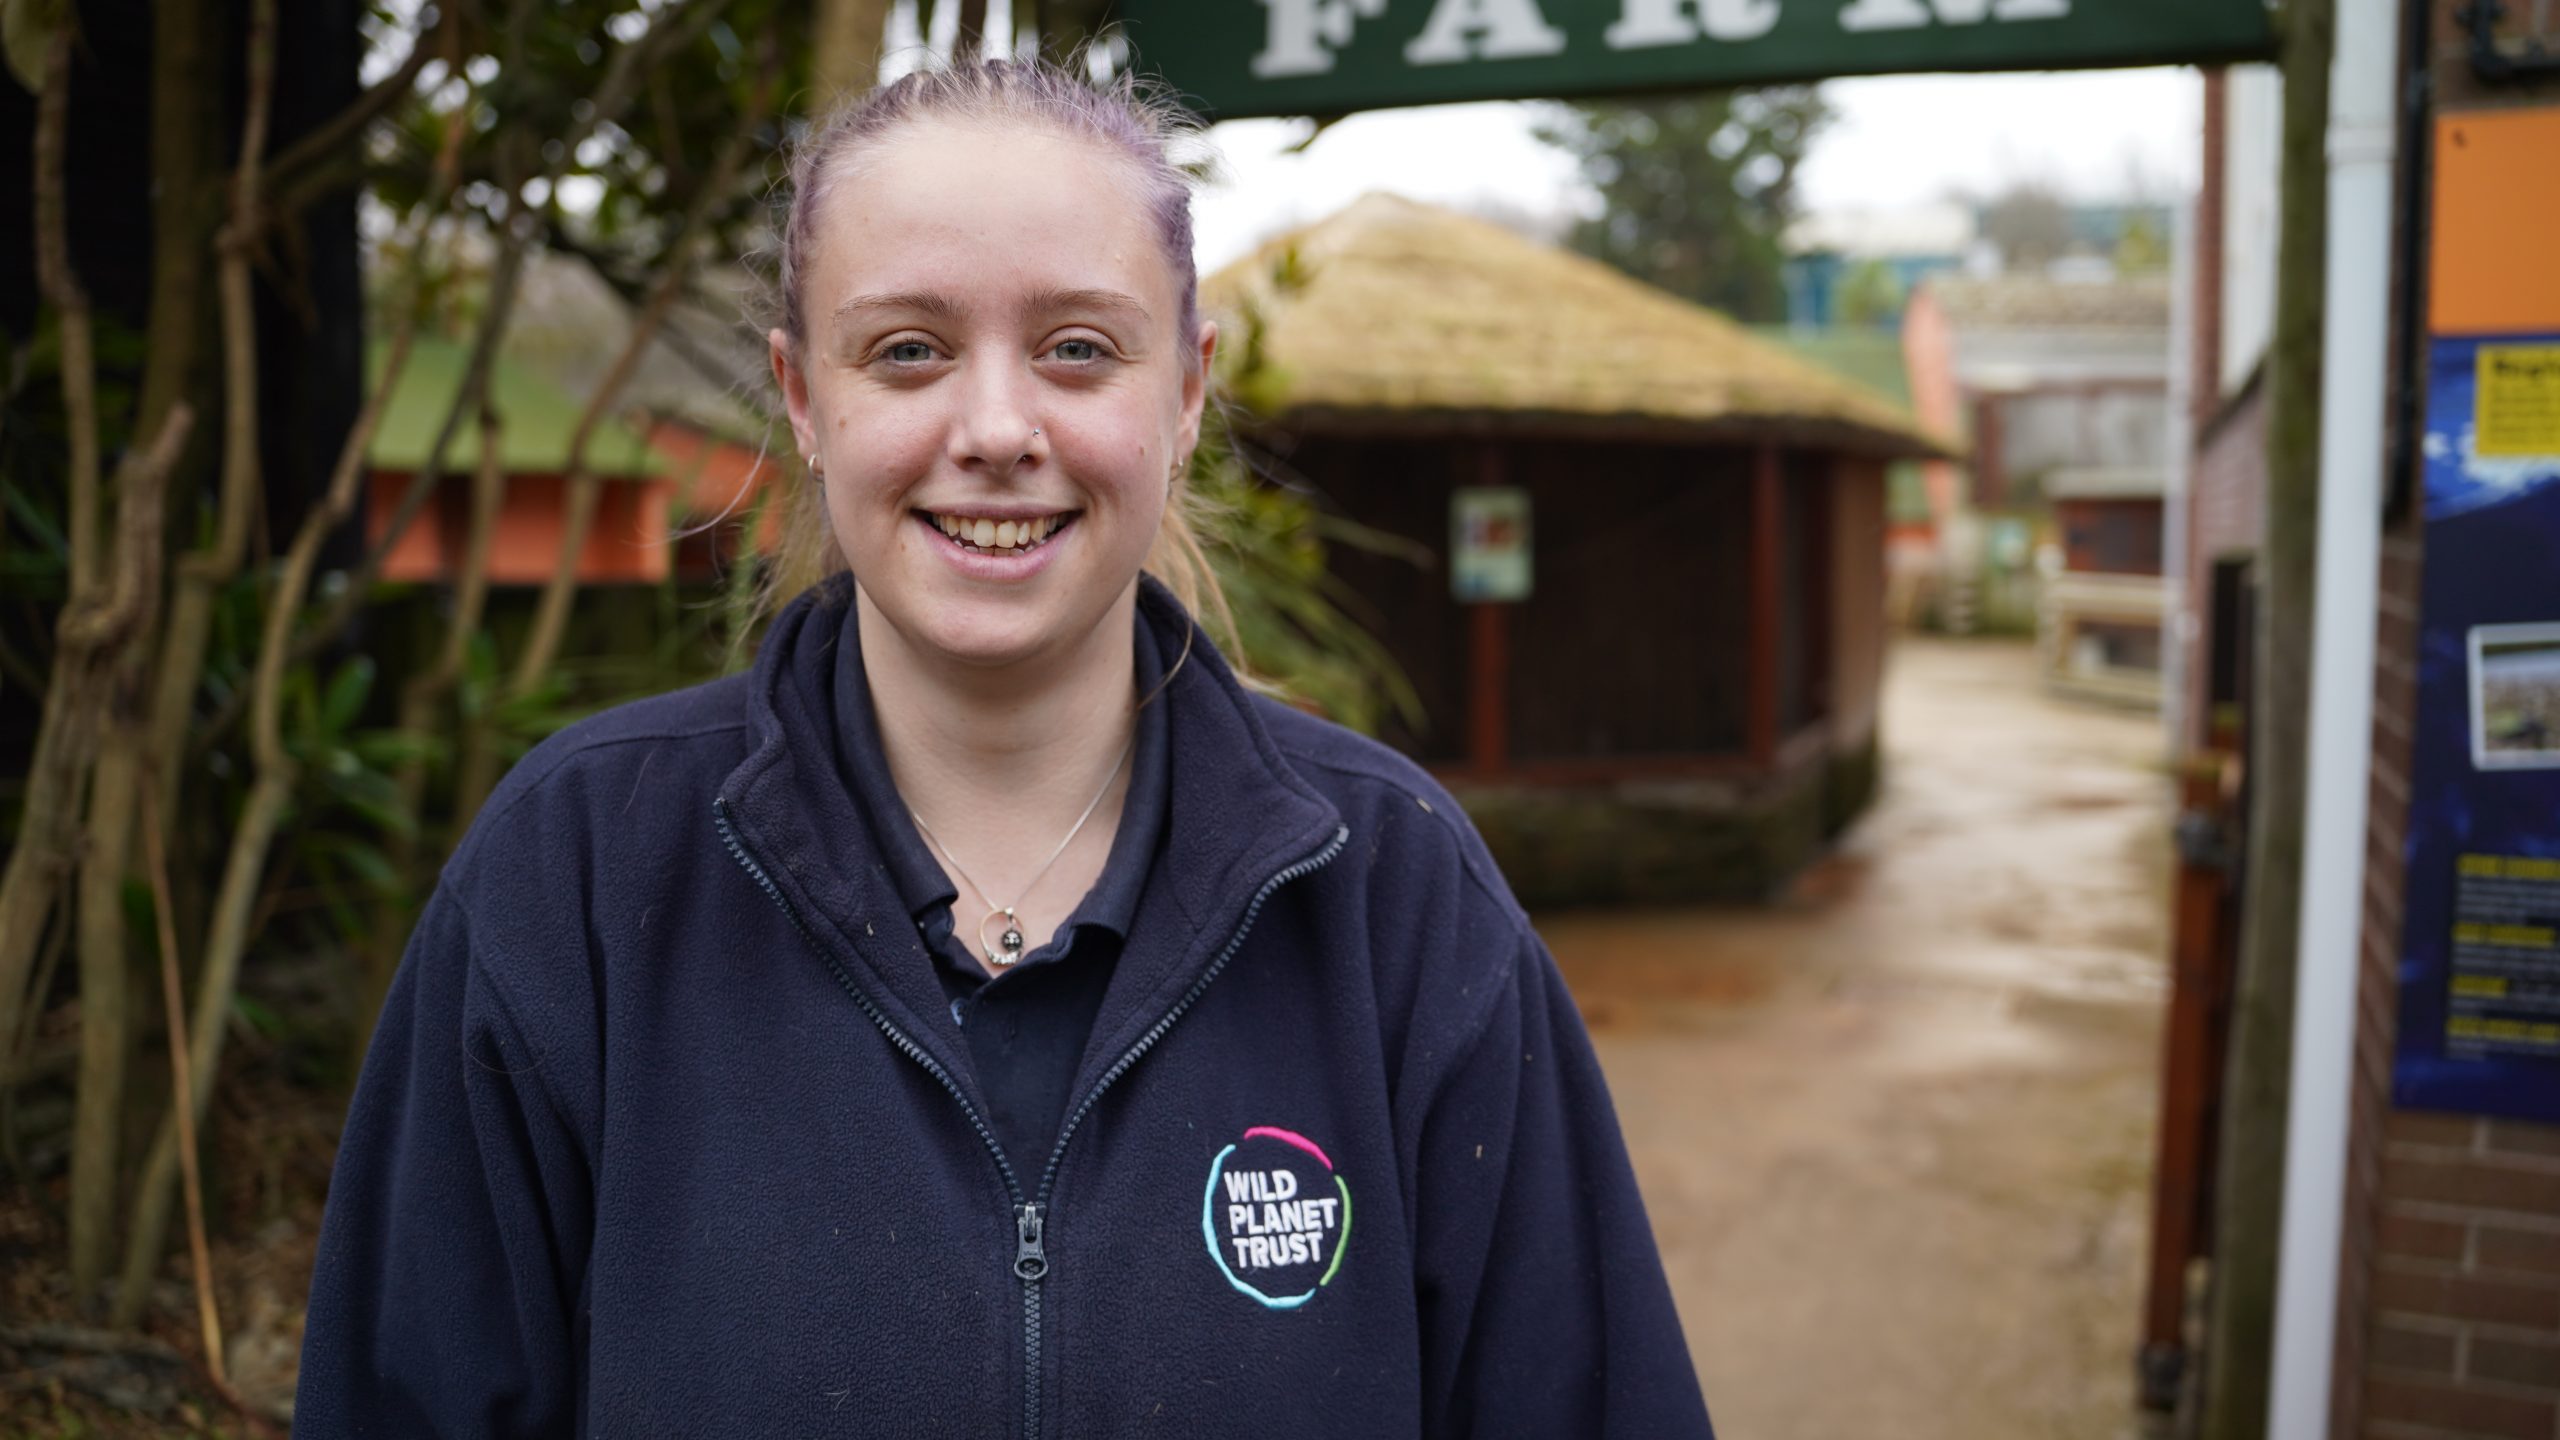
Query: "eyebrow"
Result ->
[[830, 286, 1153, 329], [834, 290, 967, 327], [1025, 286, 1153, 323]]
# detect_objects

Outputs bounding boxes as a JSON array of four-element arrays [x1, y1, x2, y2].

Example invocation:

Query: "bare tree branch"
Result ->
[[0, 406, 193, 1138], [115, 18, 454, 1319], [502, 46, 781, 712], [32, 24, 97, 600], [263, 7, 449, 192], [278, 0, 735, 677], [381, 402, 505, 1014], [139, 787, 223, 1389], [543, 230, 770, 401], [145, 0, 286, 807]]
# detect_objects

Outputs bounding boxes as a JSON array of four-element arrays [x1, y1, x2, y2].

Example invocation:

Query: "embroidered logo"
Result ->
[[1201, 1126, 1351, 1310]]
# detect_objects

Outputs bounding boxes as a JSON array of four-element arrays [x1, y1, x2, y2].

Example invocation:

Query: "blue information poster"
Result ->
[[2393, 334, 2560, 1123]]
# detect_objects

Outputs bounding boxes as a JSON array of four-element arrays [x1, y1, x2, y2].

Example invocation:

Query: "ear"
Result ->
[[769, 328, 818, 461], [1176, 319, 1218, 463]]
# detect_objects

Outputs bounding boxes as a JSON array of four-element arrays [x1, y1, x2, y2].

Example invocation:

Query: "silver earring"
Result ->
[[806, 453, 824, 477]]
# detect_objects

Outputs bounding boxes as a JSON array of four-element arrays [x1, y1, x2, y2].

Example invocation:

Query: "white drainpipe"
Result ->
[[2163, 190, 2197, 757], [2268, 0, 2400, 1433]]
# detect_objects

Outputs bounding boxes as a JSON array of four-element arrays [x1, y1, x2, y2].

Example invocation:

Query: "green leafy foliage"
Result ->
[[1193, 253, 1423, 737], [1191, 446, 1423, 739], [6, 0, 1424, 1151], [1535, 88, 1831, 323], [1834, 259, 1906, 330], [275, 655, 431, 940]]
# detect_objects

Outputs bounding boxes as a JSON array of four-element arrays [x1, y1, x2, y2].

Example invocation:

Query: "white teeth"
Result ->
[[927, 512, 1067, 553]]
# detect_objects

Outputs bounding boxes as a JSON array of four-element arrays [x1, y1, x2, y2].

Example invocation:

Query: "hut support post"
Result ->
[[1466, 444, 1510, 776], [1469, 605, 1509, 775], [1748, 443, 1783, 769]]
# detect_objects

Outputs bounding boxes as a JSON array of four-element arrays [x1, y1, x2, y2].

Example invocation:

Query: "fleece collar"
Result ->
[[715, 573, 1343, 1115], [827, 583, 1172, 975]]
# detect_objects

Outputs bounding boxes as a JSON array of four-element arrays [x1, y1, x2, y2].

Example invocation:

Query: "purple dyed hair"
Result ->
[[775, 56, 1209, 369]]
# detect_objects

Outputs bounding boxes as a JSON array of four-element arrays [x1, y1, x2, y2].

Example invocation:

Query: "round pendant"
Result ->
[[980, 907, 1028, 968]]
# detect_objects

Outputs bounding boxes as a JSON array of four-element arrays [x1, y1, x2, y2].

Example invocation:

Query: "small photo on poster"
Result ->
[[2471, 622, 2560, 769]]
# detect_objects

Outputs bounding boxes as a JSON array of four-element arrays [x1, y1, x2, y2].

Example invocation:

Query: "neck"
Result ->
[[857, 583, 1142, 901]]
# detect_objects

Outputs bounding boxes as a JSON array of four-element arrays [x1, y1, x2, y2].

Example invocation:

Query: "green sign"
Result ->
[[1120, 0, 2274, 119]]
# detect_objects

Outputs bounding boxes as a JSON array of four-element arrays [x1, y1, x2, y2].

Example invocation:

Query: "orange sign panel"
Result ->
[[2431, 107, 2560, 336]]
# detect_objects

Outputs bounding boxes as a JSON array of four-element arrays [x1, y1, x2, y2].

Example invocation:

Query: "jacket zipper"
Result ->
[[715, 798, 1347, 1439]]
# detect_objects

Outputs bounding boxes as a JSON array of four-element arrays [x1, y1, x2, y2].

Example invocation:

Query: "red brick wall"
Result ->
[[2179, 376, 2269, 751], [2355, 1110, 2560, 1438], [2336, 524, 2560, 1439], [2333, 6, 2560, 1419], [2332, 526, 2419, 1439]]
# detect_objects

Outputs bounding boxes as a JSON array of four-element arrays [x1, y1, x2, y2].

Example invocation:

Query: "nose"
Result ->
[[949, 355, 1043, 480]]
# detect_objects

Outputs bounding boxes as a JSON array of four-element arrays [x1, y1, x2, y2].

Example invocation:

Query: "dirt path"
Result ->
[[1543, 636, 2174, 1440]]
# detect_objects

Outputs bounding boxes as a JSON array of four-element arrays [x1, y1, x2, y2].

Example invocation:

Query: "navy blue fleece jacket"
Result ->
[[296, 577, 1714, 1438]]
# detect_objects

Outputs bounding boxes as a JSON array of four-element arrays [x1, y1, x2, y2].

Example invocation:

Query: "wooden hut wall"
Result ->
[[1286, 436, 1474, 763], [1779, 450, 1836, 736], [1828, 457, 1890, 752], [1511, 440, 1751, 763], [1292, 434, 1753, 769]]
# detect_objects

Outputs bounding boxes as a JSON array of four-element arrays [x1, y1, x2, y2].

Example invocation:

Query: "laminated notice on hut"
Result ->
[[2475, 346, 2560, 458], [2447, 854, 2560, 1058], [1450, 487, 1532, 603]]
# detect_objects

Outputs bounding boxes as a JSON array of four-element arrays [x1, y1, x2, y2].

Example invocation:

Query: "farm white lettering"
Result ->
[[1252, 0, 2080, 80], [1251, 0, 1387, 77], [1403, 0, 1569, 63], [1837, 0, 2069, 30], [1605, 0, 1779, 47]]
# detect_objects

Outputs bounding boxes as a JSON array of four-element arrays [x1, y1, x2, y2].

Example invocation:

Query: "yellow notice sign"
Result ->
[[2476, 345, 2560, 457]]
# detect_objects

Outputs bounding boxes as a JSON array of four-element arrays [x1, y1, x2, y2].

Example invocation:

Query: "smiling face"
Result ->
[[770, 117, 1215, 678]]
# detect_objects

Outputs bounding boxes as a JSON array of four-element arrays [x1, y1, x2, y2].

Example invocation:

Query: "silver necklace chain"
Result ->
[[908, 728, 1136, 969]]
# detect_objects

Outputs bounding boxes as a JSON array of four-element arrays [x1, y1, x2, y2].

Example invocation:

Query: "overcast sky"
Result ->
[[1191, 66, 2202, 271]]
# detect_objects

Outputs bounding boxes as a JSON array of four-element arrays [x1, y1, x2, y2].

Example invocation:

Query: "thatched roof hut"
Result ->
[[1202, 193, 1948, 460], [1202, 195, 1937, 905]]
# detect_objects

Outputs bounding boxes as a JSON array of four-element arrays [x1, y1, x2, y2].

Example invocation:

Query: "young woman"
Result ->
[[297, 58, 1714, 1438]]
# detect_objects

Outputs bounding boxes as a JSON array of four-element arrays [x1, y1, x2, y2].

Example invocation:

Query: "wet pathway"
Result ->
[[1543, 636, 2174, 1440]]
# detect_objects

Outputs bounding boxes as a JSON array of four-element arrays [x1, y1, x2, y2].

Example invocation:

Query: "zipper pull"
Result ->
[[1014, 1204, 1048, 1281]]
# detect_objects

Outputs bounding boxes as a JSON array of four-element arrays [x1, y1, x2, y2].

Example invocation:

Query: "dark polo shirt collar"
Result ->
[[828, 596, 1171, 989]]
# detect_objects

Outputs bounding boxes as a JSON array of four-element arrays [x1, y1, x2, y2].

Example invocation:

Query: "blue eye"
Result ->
[[886, 341, 936, 364], [1053, 339, 1101, 362]]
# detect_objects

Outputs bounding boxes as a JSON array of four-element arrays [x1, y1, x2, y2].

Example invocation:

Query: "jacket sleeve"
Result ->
[[294, 885, 592, 1436], [1411, 928, 1715, 1439]]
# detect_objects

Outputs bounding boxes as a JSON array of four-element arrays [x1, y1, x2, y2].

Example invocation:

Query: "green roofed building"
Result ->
[[363, 335, 673, 585]]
